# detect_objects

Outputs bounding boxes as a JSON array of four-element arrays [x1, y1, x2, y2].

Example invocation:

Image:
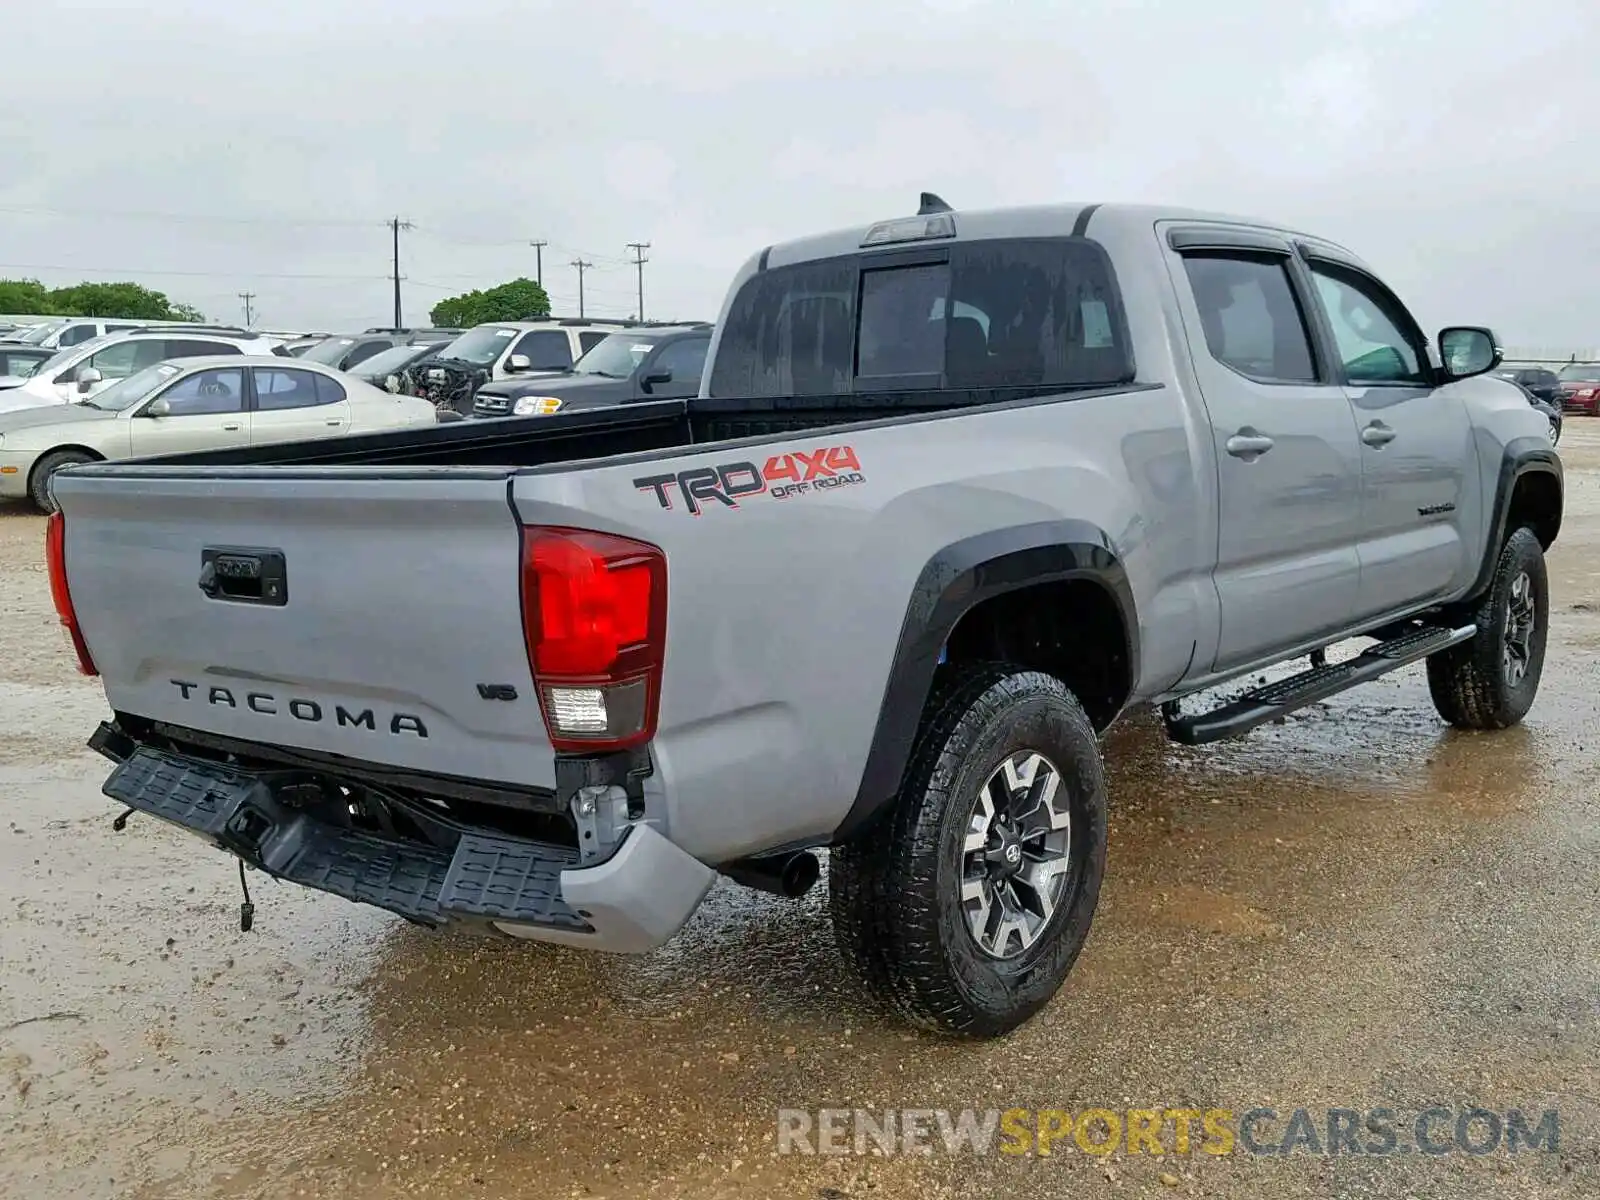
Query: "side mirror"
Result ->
[[1438, 327, 1500, 380], [75, 366, 102, 393], [640, 369, 672, 393], [145, 397, 171, 418], [506, 354, 532, 374]]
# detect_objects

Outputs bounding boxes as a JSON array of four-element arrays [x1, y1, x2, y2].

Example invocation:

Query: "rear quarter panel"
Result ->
[[511, 391, 1212, 864]]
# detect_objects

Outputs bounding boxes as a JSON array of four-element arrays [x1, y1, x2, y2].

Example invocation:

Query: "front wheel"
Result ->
[[1426, 526, 1549, 729], [28, 449, 97, 514], [829, 664, 1108, 1038]]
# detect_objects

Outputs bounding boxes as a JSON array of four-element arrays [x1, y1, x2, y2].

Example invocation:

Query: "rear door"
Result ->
[[1297, 249, 1475, 619], [129, 366, 251, 456], [247, 366, 351, 445], [1164, 226, 1365, 672]]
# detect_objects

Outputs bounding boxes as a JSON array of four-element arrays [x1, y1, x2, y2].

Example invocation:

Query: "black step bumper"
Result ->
[[102, 742, 592, 932], [91, 730, 718, 951]]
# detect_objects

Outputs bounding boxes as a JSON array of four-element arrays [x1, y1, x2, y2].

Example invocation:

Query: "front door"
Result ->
[[129, 366, 251, 456], [1167, 232, 1365, 673], [246, 366, 351, 446], [1300, 254, 1475, 620]]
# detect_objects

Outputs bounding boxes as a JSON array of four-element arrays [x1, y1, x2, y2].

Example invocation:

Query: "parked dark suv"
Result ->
[[298, 328, 462, 373], [1494, 364, 1561, 405], [470, 324, 713, 418]]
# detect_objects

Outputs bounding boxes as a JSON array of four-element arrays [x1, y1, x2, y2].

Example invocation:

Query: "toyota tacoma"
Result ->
[[46, 196, 1562, 1037]]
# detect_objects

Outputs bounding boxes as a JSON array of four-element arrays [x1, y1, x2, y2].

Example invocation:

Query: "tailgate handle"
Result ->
[[199, 548, 288, 606]]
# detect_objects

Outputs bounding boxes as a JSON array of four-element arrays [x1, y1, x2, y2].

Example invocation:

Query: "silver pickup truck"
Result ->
[[48, 197, 1562, 1038]]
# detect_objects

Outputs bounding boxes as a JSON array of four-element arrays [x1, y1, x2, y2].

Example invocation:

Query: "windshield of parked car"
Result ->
[[298, 337, 359, 366], [81, 362, 183, 410], [1558, 364, 1600, 382], [15, 320, 66, 346], [572, 333, 659, 379], [435, 326, 518, 367], [355, 342, 442, 376]]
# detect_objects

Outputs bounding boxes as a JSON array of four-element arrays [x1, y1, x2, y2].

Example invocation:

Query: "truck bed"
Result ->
[[121, 384, 1146, 471]]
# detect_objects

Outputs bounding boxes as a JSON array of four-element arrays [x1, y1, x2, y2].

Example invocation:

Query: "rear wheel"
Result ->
[[829, 663, 1108, 1038], [28, 449, 97, 514], [1427, 526, 1549, 729]]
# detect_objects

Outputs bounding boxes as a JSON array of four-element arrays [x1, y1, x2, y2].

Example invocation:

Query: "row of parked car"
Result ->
[[1493, 359, 1600, 435], [0, 314, 715, 513]]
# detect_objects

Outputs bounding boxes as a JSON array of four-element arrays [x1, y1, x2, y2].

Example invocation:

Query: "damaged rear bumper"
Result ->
[[92, 726, 714, 953]]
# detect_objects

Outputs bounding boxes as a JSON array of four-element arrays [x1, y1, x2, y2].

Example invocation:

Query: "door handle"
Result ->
[[1361, 421, 1396, 447], [324, 419, 342, 426], [222, 423, 241, 431], [1225, 429, 1275, 459]]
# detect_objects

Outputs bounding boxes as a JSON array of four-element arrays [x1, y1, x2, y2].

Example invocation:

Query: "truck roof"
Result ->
[[760, 200, 1360, 272]]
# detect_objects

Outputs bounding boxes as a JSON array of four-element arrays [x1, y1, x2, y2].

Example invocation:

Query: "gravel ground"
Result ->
[[2, 426, 1597, 1199]]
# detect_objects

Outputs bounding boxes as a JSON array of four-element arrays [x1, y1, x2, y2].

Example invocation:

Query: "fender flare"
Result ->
[[830, 519, 1138, 844], [1464, 438, 1562, 601]]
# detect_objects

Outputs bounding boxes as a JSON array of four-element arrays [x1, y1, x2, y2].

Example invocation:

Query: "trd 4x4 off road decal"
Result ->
[[634, 445, 865, 516]]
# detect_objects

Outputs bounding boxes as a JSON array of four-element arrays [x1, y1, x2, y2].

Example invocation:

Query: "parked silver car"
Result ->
[[0, 355, 437, 511]]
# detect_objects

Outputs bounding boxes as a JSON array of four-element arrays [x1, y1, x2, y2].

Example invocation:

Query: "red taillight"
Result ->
[[520, 526, 666, 752], [44, 511, 97, 677]]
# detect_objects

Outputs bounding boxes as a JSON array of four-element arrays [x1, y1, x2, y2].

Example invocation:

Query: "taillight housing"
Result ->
[[44, 511, 97, 676], [520, 526, 666, 752]]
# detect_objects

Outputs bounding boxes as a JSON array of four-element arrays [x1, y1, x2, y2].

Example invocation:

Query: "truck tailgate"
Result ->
[[54, 468, 556, 789]]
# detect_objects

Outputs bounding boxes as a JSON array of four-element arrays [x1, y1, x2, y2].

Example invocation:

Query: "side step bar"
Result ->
[[1164, 623, 1476, 746]]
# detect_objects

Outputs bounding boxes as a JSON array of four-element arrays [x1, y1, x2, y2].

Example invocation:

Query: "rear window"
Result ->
[[707, 237, 1131, 397]]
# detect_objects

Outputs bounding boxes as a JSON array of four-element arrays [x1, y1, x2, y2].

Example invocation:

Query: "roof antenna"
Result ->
[[918, 192, 953, 215]]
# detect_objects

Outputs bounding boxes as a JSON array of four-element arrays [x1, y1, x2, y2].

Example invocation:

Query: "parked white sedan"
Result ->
[[0, 356, 437, 511]]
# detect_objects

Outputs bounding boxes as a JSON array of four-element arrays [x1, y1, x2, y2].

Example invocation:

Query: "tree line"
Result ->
[[0, 278, 205, 322]]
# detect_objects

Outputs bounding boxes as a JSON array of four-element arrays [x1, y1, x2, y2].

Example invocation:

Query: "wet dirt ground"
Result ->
[[2, 431, 1597, 1200]]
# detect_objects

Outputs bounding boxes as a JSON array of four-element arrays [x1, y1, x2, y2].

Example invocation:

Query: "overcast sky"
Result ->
[[2, 0, 1597, 346]]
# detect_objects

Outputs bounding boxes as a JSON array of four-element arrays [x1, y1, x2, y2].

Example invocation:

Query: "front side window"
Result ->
[[1181, 252, 1318, 384], [155, 368, 245, 416], [511, 330, 573, 370], [707, 238, 1131, 398], [59, 323, 99, 346], [1307, 262, 1428, 385], [252, 368, 327, 410], [648, 337, 710, 384], [343, 340, 392, 368]]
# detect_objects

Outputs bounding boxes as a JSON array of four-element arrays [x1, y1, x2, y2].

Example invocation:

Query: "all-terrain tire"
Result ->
[[28, 449, 96, 514], [829, 663, 1108, 1038], [1426, 526, 1549, 730]]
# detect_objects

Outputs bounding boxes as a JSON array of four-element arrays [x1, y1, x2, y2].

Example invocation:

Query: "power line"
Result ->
[[0, 202, 376, 229], [237, 292, 256, 327], [626, 242, 651, 321], [0, 262, 393, 281], [529, 240, 547, 287], [570, 259, 592, 319]]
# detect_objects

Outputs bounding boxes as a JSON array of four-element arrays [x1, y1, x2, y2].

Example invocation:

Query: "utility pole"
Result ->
[[626, 242, 651, 322], [389, 216, 413, 329], [529, 239, 548, 287], [570, 259, 592, 319], [237, 292, 256, 328]]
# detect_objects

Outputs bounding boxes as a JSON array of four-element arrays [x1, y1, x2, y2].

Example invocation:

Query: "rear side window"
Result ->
[[578, 330, 610, 353], [1180, 253, 1317, 384], [313, 373, 346, 405], [707, 238, 1131, 397], [167, 339, 241, 358], [252, 368, 328, 410]]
